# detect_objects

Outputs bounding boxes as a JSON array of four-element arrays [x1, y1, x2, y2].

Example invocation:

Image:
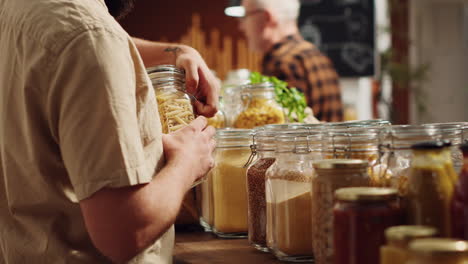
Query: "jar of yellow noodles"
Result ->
[[147, 65, 195, 134], [233, 83, 285, 129]]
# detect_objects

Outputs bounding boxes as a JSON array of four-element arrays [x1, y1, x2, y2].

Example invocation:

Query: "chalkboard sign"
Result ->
[[298, 0, 376, 77]]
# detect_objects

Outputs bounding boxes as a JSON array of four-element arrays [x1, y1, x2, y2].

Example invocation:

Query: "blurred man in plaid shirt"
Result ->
[[239, 0, 344, 122]]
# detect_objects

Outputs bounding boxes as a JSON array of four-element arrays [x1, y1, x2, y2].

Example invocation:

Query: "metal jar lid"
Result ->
[[146, 64, 185, 74], [385, 226, 438, 245], [334, 187, 398, 202], [241, 82, 275, 91], [313, 159, 369, 169], [409, 239, 468, 257]]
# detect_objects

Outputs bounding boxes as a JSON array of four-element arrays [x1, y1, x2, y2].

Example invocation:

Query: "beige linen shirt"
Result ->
[[0, 0, 174, 263]]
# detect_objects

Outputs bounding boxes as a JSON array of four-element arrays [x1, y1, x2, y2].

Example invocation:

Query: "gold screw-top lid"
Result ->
[[313, 159, 368, 169], [385, 226, 438, 245], [409, 239, 468, 257], [335, 187, 398, 202]]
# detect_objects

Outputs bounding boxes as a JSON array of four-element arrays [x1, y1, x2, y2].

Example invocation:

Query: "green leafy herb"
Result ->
[[249, 72, 307, 122]]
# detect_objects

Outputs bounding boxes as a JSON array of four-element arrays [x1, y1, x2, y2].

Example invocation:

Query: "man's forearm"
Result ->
[[132, 37, 186, 67], [80, 160, 194, 263]]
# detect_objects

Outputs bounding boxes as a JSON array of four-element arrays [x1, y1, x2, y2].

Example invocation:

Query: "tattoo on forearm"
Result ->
[[164, 47, 182, 62]]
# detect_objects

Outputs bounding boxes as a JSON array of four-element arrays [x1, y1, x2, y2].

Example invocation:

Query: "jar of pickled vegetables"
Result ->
[[380, 225, 437, 264], [407, 141, 455, 237], [407, 239, 468, 264], [233, 82, 285, 129], [147, 65, 195, 134], [382, 125, 442, 196]]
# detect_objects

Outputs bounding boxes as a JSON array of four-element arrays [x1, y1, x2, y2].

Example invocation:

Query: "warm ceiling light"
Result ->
[[224, 0, 245, 17]]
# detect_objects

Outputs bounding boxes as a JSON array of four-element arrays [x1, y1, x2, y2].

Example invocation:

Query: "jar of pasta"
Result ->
[[233, 82, 285, 129], [407, 141, 455, 237], [407, 239, 468, 264], [380, 225, 437, 264], [311, 159, 371, 264], [212, 129, 253, 238], [265, 131, 322, 262], [147, 65, 195, 134]]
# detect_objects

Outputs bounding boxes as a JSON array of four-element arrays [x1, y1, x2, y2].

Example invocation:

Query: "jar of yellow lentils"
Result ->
[[233, 83, 285, 129]]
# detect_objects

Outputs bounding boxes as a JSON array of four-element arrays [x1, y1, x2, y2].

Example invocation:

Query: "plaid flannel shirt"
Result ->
[[262, 34, 344, 122]]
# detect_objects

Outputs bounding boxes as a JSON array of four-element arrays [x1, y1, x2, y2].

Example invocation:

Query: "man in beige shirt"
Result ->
[[0, 0, 218, 263]]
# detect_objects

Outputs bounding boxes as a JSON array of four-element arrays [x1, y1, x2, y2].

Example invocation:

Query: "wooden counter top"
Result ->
[[173, 231, 283, 264]]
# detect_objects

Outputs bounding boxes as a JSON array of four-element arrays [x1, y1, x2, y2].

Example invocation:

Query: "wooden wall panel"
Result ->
[[119, 0, 261, 79]]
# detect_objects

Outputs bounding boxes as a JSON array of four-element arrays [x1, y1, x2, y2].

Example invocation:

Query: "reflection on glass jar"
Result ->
[[380, 225, 437, 264], [333, 187, 401, 264], [266, 131, 322, 262], [198, 170, 214, 232], [212, 129, 253, 238], [147, 65, 195, 134], [424, 122, 466, 173], [207, 97, 226, 129], [321, 127, 390, 187], [311, 159, 371, 264], [381, 125, 442, 196], [452, 143, 468, 240], [233, 82, 285, 129], [407, 141, 454, 237], [407, 239, 468, 264]]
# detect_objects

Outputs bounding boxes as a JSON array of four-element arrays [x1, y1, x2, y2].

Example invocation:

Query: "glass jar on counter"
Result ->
[[333, 187, 402, 264], [212, 129, 253, 238], [382, 125, 442, 196], [407, 239, 468, 264], [424, 122, 465, 173], [197, 170, 214, 232], [147, 65, 195, 134], [265, 131, 322, 262], [207, 96, 226, 129], [407, 141, 454, 237], [380, 225, 438, 264], [311, 159, 372, 264], [325, 119, 391, 129], [233, 82, 285, 129], [322, 127, 389, 187], [452, 143, 468, 240], [245, 130, 277, 252]]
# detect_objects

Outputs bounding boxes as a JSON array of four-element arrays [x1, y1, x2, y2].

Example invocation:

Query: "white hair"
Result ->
[[250, 0, 300, 22]]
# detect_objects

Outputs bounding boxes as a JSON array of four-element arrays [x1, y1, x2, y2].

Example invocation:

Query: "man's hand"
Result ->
[[162, 116, 216, 188], [172, 46, 220, 118], [132, 38, 220, 117]]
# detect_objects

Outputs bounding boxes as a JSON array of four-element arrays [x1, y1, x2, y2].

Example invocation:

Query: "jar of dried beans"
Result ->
[[245, 129, 276, 252]]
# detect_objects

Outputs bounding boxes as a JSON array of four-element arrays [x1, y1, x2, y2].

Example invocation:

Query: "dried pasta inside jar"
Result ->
[[156, 90, 195, 133]]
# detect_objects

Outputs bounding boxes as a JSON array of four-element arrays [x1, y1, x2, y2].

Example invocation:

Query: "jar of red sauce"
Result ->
[[452, 143, 468, 240], [333, 187, 402, 264]]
